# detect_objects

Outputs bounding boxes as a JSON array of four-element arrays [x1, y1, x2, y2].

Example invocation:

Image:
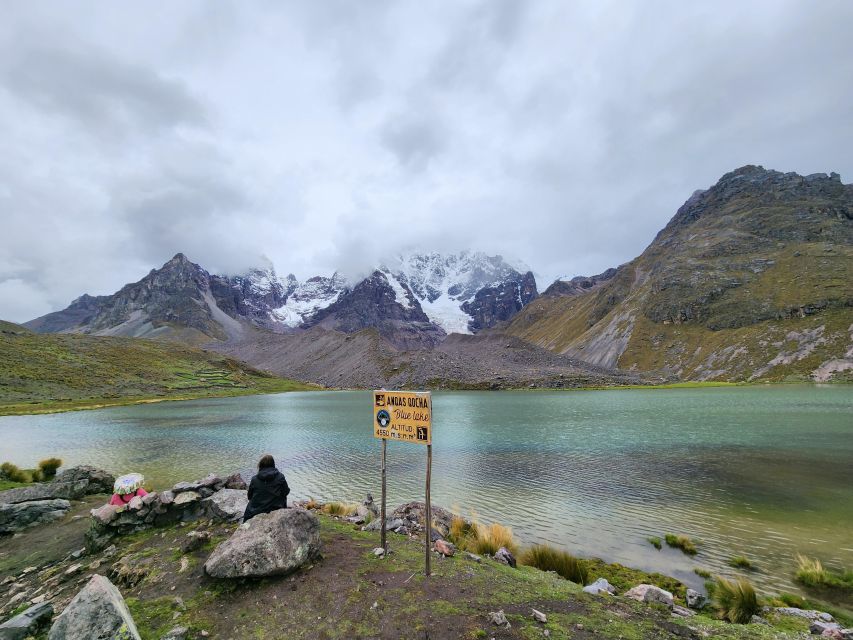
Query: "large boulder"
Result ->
[[48, 575, 140, 640], [583, 578, 617, 595], [0, 499, 70, 533], [624, 584, 674, 609], [391, 502, 454, 537], [0, 467, 114, 505], [204, 508, 321, 579], [0, 602, 54, 640], [202, 489, 248, 523]]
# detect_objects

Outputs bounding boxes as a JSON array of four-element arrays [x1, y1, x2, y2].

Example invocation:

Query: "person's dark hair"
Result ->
[[258, 454, 275, 470]]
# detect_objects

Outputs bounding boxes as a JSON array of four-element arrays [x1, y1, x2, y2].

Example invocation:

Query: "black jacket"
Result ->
[[243, 467, 290, 522]]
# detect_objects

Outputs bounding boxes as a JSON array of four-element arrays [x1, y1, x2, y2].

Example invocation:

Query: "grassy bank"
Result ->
[[0, 501, 828, 640], [0, 323, 316, 416]]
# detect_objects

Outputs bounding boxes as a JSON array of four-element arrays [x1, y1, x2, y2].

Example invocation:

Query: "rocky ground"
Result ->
[[2, 475, 845, 639], [213, 328, 655, 390]]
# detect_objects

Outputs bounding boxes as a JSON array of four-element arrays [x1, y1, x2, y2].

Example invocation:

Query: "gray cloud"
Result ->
[[1, 0, 852, 322]]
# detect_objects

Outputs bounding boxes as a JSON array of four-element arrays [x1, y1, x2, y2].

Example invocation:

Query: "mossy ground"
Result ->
[[0, 505, 820, 640], [0, 329, 316, 416]]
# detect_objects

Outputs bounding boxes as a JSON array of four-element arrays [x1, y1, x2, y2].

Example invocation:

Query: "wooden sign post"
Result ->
[[373, 390, 433, 576]]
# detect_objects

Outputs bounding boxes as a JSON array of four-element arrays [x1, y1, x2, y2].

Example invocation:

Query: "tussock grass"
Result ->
[[647, 536, 662, 550], [795, 554, 853, 594], [714, 577, 759, 624], [38, 457, 62, 479], [728, 556, 754, 570], [304, 497, 319, 510], [0, 462, 36, 483], [322, 501, 359, 517], [665, 533, 697, 555], [519, 545, 589, 585], [694, 568, 712, 579], [445, 509, 517, 556], [471, 522, 517, 556]]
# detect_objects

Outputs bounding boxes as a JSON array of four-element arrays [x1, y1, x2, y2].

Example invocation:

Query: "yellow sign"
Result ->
[[373, 390, 432, 445]]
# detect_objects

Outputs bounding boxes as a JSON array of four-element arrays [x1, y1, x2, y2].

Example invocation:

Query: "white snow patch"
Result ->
[[419, 294, 472, 335], [384, 272, 413, 310]]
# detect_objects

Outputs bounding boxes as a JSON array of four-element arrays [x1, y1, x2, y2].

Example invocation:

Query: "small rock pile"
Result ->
[[0, 466, 115, 534], [86, 472, 247, 552]]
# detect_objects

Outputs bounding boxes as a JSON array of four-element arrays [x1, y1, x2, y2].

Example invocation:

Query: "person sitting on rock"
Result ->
[[109, 472, 149, 506], [243, 454, 290, 522]]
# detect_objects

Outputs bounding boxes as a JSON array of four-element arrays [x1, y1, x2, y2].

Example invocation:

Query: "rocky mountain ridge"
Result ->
[[25, 252, 539, 349], [506, 166, 853, 381]]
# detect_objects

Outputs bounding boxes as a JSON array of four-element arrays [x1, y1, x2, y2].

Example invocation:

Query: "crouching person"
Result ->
[[243, 454, 290, 522]]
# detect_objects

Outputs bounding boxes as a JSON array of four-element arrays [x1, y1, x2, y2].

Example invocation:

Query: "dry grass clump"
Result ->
[[322, 501, 359, 517], [795, 554, 853, 594], [665, 533, 697, 555], [714, 577, 759, 624], [303, 497, 319, 510], [38, 457, 63, 479], [471, 522, 518, 556], [446, 509, 517, 556], [520, 545, 589, 585], [1, 462, 30, 483]]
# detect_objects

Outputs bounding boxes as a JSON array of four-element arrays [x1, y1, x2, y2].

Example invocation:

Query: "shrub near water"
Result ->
[[38, 457, 63, 478], [728, 556, 754, 570], [471, 522, 518, 556], [665, 533, 698, 555], [795, 554, 853, 594], [322, 502, 358, 517], [714, 577, 759, 624], [520, 545, 589, 585], [1, 462, 30, 483]]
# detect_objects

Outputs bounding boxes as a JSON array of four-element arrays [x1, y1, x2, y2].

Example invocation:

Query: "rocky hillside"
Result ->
[[0, 323, 310, 415], [507, 166, 853, 381]]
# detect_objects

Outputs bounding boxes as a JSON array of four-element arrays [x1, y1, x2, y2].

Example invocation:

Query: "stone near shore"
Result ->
[[204, 508, 321, 579], [772, 607, 834, 623], [433, 540, 456, 557], [202, 489, 248, 523], [48, 575, 140, 640], [583, 578, 616, 595], [0, 602, 54, 640], [0, 499, 71, 534], [685, 588, 707, 610], [0, 467, 114, 505], [624, 584, 674, 609], [493, 547, 516, 568]]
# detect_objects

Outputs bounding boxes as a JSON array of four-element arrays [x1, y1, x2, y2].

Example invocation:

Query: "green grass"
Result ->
[[714, 577, 759, 624], [694, 568, 712, 579], [0, 329, 316, 416], [519, 544, 589, 585], [727, 556, 754, 570], [665, 533, 698, 555], [647, 536, 662, 550], [794, 554, 853, 595]]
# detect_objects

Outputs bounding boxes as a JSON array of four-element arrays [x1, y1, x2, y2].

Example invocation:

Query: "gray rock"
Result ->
[[223, 473, 247, 490], [685, 588, 707, 609], [487, 610, 510, 628], [363, 517, 404, 532], [0, 602, 54, 640], [532, 609, 547, 623], [91, 504, 121, 526], [672, 605, 696, 618], [811, 621, 841, 635], [48, 575, 140, 640], [0, 499, 71, 533], [493, 547, 516, 568], [204, 508, 321, 578], [202, 489, 248, 523], [774, 607, 834, 622], [180, 530, 212, 553], [172, 491, 201, 506], [582, 578, 616, 595], [160, 627, 188, 640], [624, 584, 674, 609], [749, 615, 770, 625], [390, 502, 454, 537], [464, 552, 482, 563], [0, 467, 114, 505]]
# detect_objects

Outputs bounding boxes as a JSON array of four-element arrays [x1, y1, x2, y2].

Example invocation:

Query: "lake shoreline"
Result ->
[[4, 378, 848, 417]]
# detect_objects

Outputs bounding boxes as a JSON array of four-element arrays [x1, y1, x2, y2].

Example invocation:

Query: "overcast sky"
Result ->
[[1, 1, 852, 322]]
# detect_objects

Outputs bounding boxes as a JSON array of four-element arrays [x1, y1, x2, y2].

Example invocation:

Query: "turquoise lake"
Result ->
[[1, 385, 851, 595]]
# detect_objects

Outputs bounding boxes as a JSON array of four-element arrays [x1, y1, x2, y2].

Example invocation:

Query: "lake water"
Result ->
[[1, 386, 851, 595]]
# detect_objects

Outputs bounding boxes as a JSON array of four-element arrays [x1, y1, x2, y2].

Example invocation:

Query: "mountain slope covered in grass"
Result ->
[[506, 166, 853, 381], [0, 321, 313, 415]]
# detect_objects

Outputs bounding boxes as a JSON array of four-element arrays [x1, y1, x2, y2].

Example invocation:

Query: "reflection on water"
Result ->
[[1, 385, 851, 594]]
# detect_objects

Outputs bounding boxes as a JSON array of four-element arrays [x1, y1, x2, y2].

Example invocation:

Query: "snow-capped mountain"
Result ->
[[382, 252, 538, 333], [26, 252, 538, 347]]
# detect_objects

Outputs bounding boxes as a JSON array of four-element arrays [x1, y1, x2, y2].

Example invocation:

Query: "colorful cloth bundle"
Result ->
[[113, 473, 145, 495]]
